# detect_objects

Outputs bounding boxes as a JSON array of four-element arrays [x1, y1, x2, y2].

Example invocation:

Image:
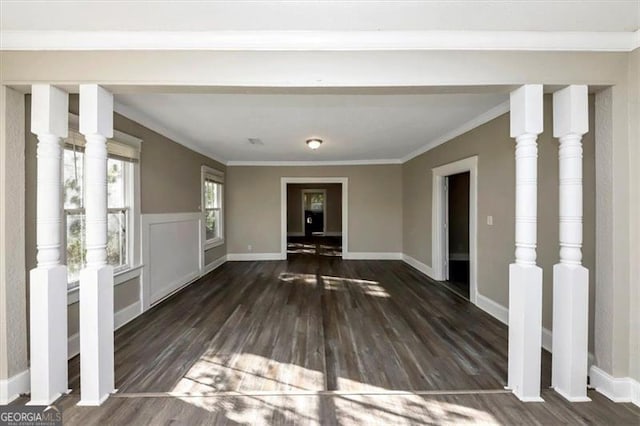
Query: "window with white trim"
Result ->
[[62, 118, 141, 288], [202, 166, 224, 248]]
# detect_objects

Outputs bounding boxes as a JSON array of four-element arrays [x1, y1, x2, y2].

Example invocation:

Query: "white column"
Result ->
[[507, 84, 544, 402], [551, 85, 591, 402], [28, 85, 69, 405], [78, 85, 115, 406]]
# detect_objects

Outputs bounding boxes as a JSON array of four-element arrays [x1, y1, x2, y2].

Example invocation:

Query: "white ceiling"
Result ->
[[2, 1, 638, 32], [115, 92, 508, 163]]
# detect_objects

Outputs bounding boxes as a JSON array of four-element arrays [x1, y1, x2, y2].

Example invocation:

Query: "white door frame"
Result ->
[[281, 177, 348, 259], [301, 188, 327, 234], [432, 156, 478, 304]]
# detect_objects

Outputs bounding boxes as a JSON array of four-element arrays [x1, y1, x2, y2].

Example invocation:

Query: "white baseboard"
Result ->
[[402, 254, 435, 279], [590, 366, 640, 406], [68, 333, 80, 360], [0, 369, 30, 404], [227, 253, 283, 261], [204, 255, 227, 274], [476, 293, 510, 325], [68, 300, 143, 360], [344, 252, 402, 260], [114, 300, 142, 330]]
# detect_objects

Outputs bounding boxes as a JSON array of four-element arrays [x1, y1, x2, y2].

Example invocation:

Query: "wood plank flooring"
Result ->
[[13, 249, 640, 424]]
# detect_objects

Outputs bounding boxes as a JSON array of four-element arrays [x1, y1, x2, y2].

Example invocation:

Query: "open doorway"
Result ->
[[285, 182, 343, 258], [445, 171, 470, 298], [432, 156, 477, 304]]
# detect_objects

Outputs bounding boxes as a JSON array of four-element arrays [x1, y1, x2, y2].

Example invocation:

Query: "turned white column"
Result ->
[[78, 84, 115, 406], [28, 85, 69, 405], [551, 85, 590, 402], [507, 84, 544, 402]]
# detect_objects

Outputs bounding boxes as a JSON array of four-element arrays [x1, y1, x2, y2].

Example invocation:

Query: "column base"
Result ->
[[508, 263, 543, 402], [79, 265, 114, 406], [29, 265, 68, 406], [552, 263, 590, 402]]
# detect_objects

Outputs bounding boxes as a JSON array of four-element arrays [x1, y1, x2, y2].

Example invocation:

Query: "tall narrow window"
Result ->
[[62, 121, 140, 288], [202, 166, 224, 248]]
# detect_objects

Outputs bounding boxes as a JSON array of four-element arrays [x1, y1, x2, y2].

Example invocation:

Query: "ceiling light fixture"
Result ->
[[306, 138, 323, 150]]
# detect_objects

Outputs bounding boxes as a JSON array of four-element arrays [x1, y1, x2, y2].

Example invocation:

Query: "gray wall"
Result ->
[[403, 95, 596, 350], [24, 95, 226, 342], [287, 183, 342, 234], [227, 165, 402, 254]]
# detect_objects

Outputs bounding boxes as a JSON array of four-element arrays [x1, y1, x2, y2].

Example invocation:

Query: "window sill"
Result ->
[[66, 264, 143, 305], [204, 239, 225, 250]]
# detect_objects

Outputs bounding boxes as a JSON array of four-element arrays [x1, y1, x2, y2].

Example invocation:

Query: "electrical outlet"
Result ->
[[248, 245, 253, 252], [487, 216, 494, 226]]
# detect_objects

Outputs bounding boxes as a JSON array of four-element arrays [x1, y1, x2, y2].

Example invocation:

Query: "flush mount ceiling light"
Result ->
[[306, 138, 323, 150]]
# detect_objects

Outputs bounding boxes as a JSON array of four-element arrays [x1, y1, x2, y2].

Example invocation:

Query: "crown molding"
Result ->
[[227, 159, 402, 167], [113, 102, 227, 165], [1, 30, 638, 52], [115, 100, 509, 167], [401, 100, 510, 163]]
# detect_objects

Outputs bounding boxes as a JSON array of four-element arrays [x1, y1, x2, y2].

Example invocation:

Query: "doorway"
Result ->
[[445, 171, 471, 298], [302, 189, 327, 236], [432, 156, 478, 304], [281, 178, 348, 259]]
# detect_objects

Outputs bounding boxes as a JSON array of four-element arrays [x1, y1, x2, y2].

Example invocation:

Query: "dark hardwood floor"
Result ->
[[14, 255, 640, 424]]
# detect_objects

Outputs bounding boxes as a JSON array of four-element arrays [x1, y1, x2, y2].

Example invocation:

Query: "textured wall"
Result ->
[[0, 87, 27, 379]]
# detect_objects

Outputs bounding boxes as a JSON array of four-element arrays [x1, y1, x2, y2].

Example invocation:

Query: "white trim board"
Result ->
[[2, 30, 638, 52], [204, 255, 227, 274], [431, 156, 479, 305], [281, 177, 348, 260], [589, 366, 640, 407], [344, 252, 402, 260], [402, 254, 435, 278], [227, 253, 282, 261], [228, 159, 401, 166], [0, 369, 30, 405]]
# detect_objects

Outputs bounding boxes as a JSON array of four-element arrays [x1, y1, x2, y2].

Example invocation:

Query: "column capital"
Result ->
[[30, 85, 68, 138], [510, 84, 543, 138], [79, 84, 113, 138], [553, 85, 588, 138]]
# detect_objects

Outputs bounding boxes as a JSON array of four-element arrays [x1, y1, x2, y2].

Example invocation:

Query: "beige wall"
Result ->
[[287, 183, 342, 234], [227, 165, 402, 254], [403, 95, 596, 350], [24, 95, 226, 343]]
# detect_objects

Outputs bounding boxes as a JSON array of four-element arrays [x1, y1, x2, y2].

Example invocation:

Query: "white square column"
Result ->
[[28, 85, 69, 405], [78, 85, 115, 406], [551, 85, 591, 402], [507, 84, 544, 402]]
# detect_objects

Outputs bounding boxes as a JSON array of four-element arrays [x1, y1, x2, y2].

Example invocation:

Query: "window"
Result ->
[[202, 166, 224, 248], [62, 120, 141, 288]]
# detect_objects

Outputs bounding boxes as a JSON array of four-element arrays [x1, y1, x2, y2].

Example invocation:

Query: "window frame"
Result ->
[[62, 114, 142, 291], [201, 165, 225, 250]]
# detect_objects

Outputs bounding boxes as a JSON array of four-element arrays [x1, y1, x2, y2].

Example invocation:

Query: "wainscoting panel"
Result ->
[[141, 213, 202, 309]]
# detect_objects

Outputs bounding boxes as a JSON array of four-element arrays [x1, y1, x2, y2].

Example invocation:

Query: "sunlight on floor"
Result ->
[[172, 354, 499, 425], [277, 272, 390, 297]]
